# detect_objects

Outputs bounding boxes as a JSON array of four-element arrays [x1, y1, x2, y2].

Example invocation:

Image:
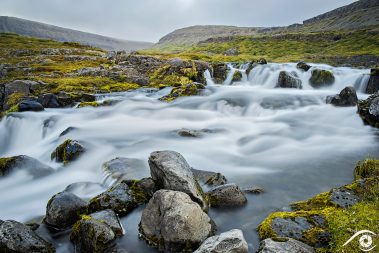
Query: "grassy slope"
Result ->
[[140, 29, 379, 66]]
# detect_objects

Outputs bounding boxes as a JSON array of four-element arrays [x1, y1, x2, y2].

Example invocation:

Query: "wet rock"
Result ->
[[192, 168, 227, 187], [212, 63, 228, 83], [258, 238, 315, 253], [51, 139, 85, 164], [18, 99, 44, 112], [194, 229, 248, 253], [208, 183, 247, 207], [309, 69, 335, 88], [232, 71, 243, 82], [357, 93, 379, 128], [225, 48, 239, 56], [38, 94, 60, 108], [64, 182, 106, 199], [0, 220, 55, 253], [257, 58, 267, 65], [246, 62, 258, 75], [270, 217, 312, 241], [330, 187, 360, 209], [0, 155, 53, 177], [366, 68, 379, 94], [243, 186, 264, 194], [177, 128, 203, 138], [89, 209, 123, 236], [326, 86, 358, 106], [102, 157, 147, 183], [139, 190, 216, 252], [296, 61, 311, 72], [277, 71, 302, 89], [2, 80, 43, 110], [161, 82, 205, 102], [59, 126, 78, 137], [148, 150, 208, 210], [44, 191, 88, 229], [88, 180, 153, 215]]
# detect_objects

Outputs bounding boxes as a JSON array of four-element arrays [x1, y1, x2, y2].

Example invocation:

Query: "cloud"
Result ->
[[0, 0, 357, 42]]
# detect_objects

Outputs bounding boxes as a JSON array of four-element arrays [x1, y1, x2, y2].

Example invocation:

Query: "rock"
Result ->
[[208, 184, 247, 207], [225, 48, 239, 56], [232, 71, 243, 82], [326, 86, 358, 106], [212, 63, 228, 83], [330, 187, 360, 209], [64, 182, 106, 199], [270, 217, 312, 241], [309, 69, 335, 88], [89, 209, 123, 236], [369, 97, 379, 116], [0, 155, 54, 178], [148, 150, 208, 210], [177, 128, 203, 138], [2, 80, 43, 110], [243, 186, 264, 194], [194, 229, 248, 253], [88, 180, 153, 215], [296, 62, 311, 72], [0, 220, 55, 253], [102, 157, 147, 183], [44, 191, 88, 229], [51, 139, 85, 164], [191, 168, 227, 187], [357, 93, 379, 128], [277, 71, 302, 89], [37, 94, 60, 108], [366, 68, 379, 94], [258, 238, 315, 253], [18, 99, 44, 112], [246, 62, 258, 76], [139, 190, 216, 252], [161, 82, 205, 102], [59, 126, 78, 137], [257, 58, 268, 65]]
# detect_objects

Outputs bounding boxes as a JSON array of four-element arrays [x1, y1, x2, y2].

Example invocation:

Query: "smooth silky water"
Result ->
[[0, 63, 378, 252]]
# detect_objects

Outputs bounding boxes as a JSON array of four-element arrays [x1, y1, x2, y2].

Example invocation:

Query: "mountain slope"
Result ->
[[0, 16, 153, 51]]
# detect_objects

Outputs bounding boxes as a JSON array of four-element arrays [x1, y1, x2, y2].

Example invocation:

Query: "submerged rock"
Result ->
[[0, 155, 53, 177], [326, 86, 358, 106], [0, 220, 55, 253], [191, 168, 227, 187], [208, 183, 247, 207], [148, 150, 208, 210], [44, 191, 88, 229], [160, 82, 205, 102], [59, 127, 78, 137], [277, 71, 302, 89], [139, 190, 216, 252], [357, 93, 379, 128], [177, 128, 203, 138], [258, 238, 315, 253], [309, 69, 335, 88], [194, 229, 248, 253], [51, 139, 85, 164], [102, 157, 148, 183], [296, 61, 311, 72]]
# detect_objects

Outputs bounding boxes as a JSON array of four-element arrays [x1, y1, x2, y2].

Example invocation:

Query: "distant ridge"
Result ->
[[0, 16, 153, 51]]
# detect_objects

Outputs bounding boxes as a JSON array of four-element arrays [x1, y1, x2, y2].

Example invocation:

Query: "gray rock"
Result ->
[[330, 187, 360, 209], [326, 86, 358, 106], [18, 100, 44, 112], [45, 191, 88, 229], [51, 139, 85, 164], [194, 229, 248, 253], [0, 220, 55, 253], [89, 209, 123, 236], [0, 155, 54, 178], [357, 93, 379, 128], [148, 151, 207, 210], [177, 128, 203, 138], [270, 217, 312, 241], [369, 97, 379, 116], [192, 169, 227, 187], [208, 183, 247, 207], [102, 157, 147, 184], [366, 68, 379, 94], [243, 186, 264, 194], [38, 94, 60, 108], [258, 238, 315, 253], [277, 71, 302, 89], [139, 190, 216, 252], [297, 62, 311, 72]]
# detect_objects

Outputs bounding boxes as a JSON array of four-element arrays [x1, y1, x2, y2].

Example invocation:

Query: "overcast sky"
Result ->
[[1, 0, 357, 42]]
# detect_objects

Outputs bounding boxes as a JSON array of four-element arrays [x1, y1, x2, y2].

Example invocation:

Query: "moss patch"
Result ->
[[0, 157, 16, 176]]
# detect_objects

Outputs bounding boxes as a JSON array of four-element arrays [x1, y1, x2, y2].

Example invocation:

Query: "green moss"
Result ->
[[354, 159, 379, 180], [77, 101, 101, 108], [128, 180, 150, 204], [0, 157, 16, 176], [161, 83, 202, 102], [51, 139, 84, 165], [291, 192, 335, 211], [309, 69, 335, 87], [232, 71, 242, 82], [5, 92, 25, 108]]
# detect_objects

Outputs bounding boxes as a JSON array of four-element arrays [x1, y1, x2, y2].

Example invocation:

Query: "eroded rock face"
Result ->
[[148, 150, 207, 210], [45, 191, 88, 229], [0, 155, 54, 178], [0, 220, 55, 253], [208, 183, 247, 207], [139, 190, 216, 252], [277, 71, 302, 89], [194, 229, 248, 253], [309, 69, 335, 88], [326, 86, 358, 106], [51, 139, 85, 164], [258, 238, 315, 253]]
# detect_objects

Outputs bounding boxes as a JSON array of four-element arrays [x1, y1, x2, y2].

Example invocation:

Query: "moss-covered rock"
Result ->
[[160, 82, 205, 102], [354, 159, 379, 180], [232, 71, 243, 82], [357, 93, 379, 128], [297, 61, 311, 72], [51, 139, 85, 164], [309, 69, 335, 88]]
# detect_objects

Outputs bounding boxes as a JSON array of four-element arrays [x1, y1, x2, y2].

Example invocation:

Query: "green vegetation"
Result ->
[[0, 157, 16, 176]]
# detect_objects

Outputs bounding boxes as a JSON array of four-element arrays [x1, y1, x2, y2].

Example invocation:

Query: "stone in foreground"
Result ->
[[139, 190, 216, 252], [0, 220, 55, 253], [45, 191, 88, 229], [258, 238, 315, 253], [148, 150, 207, 210], [326, 86, 358, 106], [194, 229, 248, 253], [208, 183, 247, 207]]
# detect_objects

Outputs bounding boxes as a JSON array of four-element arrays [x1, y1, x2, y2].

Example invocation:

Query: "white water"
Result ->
[[0, 63, 377, 252]]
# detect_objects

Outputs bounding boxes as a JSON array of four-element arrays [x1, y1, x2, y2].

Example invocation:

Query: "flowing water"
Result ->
[[0, 63, 378, 252]]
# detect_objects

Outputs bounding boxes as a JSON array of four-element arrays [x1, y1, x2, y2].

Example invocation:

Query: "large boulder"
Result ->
[[51, 139, 85, 164], [366, 68, 379, 94], [139, 190, 216, 252], [258, 238, 315, 253], [309, 69, 335, 88], [0, 220, 55, 253], [326, 86, 358, 106], [0, 155, 54, 178], [277, 71, 302, 89], [194, 229, 248, 253], [296, 62, 311, 72], [44, 191, 88, 229], [357, 93, 379, 128], [102, 157, 148, 184], [18, 100, 44, 112], [208, 183, 247, 207], [148, 151, 208, 210]]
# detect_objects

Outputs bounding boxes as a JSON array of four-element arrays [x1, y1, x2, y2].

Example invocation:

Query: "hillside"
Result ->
[[0, 16, 153, 51]]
